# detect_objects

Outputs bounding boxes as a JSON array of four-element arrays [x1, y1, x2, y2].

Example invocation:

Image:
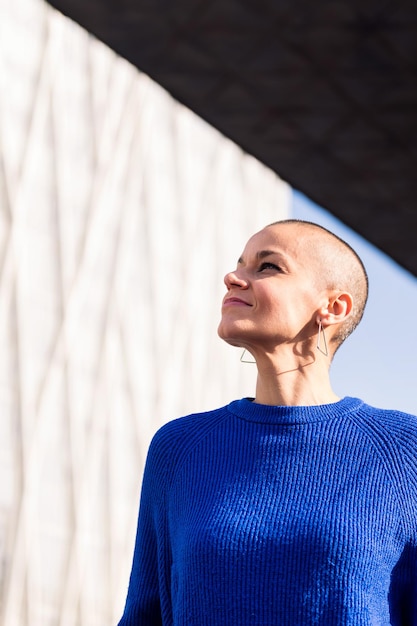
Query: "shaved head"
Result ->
[[268, 219, 369, 351]]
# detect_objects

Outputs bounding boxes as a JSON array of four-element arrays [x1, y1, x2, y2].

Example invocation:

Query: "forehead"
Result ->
[[241, 224, 332, 284], [243, 223, 314, 260]]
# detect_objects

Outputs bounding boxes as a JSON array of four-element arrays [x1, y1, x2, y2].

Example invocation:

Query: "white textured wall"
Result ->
[[0, 0, 290, 624]]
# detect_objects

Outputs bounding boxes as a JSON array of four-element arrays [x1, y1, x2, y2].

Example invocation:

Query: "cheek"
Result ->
[[280, 292, 316, 321]]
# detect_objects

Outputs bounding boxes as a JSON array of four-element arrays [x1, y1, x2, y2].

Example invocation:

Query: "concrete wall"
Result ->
[[0, 0, 290, 623]]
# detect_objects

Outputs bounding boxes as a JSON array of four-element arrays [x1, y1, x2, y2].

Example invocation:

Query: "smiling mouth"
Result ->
[[223, 297, 252, 307]]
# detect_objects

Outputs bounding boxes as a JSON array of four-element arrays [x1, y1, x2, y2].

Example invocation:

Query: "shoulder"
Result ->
[[349, 400, 417, 442], [144, 404, 231, 486], [346, 400, 417, 459], [370, 405, 417, 474], [151, 404, 231, 448], [348, 401, 417, 519]]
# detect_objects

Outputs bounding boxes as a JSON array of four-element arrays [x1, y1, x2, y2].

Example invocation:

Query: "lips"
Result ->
[[222, 296, 252, 307]]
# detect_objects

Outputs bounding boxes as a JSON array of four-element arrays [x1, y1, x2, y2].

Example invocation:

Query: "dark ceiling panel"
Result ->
[[46, 0, 417, 276]]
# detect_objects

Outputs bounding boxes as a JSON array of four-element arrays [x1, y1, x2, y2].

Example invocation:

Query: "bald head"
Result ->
[[268, 219, 369, 351]]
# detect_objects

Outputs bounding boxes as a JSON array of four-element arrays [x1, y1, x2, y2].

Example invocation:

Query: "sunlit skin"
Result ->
[[217, 223, 353, 407]]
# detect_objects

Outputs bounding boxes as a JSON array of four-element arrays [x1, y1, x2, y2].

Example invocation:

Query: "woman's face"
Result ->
[[218, 223, 329, 355]]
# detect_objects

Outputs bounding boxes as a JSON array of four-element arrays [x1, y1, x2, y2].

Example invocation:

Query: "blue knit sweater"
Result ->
[[118, 397, 417, 625]]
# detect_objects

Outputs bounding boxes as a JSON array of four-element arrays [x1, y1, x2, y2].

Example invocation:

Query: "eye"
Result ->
[[258, 262, 281, 272]]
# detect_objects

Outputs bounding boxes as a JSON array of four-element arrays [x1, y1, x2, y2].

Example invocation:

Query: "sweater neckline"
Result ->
[[227, 396, 363, 425]]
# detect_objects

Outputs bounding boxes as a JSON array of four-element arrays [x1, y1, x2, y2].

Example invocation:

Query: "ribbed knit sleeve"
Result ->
[[365, 407, 417, 625], [117, 432, 170, 626], [117, 408, 230, 626]]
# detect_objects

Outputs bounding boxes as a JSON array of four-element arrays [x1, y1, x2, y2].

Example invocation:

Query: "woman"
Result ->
[[118, 219, 417, 625]]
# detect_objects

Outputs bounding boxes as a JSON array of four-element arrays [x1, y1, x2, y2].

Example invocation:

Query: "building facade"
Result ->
[[0, 0, 289, 624]]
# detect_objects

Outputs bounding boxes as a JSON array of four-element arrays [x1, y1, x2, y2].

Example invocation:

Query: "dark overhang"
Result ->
[[46, 0, 417, 276]]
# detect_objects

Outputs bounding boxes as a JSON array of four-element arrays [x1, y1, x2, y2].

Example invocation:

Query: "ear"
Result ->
[[317, 291, 353, 327]]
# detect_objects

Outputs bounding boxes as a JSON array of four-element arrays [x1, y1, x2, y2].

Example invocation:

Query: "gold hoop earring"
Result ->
[[316, 320, 328, 357]]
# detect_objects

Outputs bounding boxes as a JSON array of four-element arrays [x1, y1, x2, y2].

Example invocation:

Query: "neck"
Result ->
[[253, 350, 339, 407]]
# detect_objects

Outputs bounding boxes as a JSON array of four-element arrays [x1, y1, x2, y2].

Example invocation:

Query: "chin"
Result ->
[[224, 338, 244, 348], [217, 327, 245, 348], [218, 318, 257, 347]]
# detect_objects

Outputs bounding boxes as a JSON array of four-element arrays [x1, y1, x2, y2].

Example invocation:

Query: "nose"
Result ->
[[224, 269, 249, 290]]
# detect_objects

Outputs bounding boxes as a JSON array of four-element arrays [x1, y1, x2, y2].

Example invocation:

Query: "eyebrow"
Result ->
[[237, 249, 290, 267]]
